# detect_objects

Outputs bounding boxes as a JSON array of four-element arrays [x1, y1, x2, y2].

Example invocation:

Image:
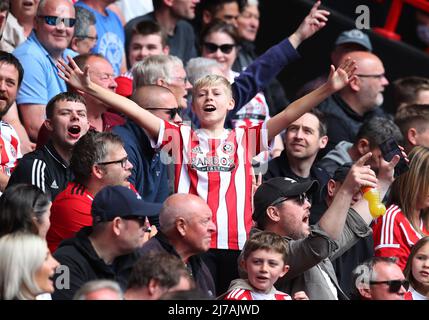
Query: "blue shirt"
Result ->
[[75, 2, 125, 76], [13, 31, 77, 106], [113, 120, 169, 204]]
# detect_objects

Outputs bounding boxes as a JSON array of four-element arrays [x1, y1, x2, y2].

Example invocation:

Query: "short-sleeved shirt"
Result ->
[[75, 2, 125, 76], [372, 204, 429, 270], [47, 182, 95, 253], [13, 31, 77, 106], [153, 119, 268, 250]]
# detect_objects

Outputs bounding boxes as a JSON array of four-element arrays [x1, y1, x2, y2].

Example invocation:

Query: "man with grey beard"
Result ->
[[317, 51, 390, 158]]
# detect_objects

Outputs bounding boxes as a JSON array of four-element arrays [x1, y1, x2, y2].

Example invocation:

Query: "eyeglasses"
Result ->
[[203, 42, 235, 54], [38, 15, 76, 28], [356, 73, 386, 80], [96, 156, 128, 169], [145, 107, 182, 120], [369, 279, 410, 293], [270, 192, 311, 207], [76, 35, 98, 42], [122, 216, 151, 232]]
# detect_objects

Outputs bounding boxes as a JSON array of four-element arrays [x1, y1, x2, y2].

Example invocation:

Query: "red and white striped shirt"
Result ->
[[372, 204, 429, 270], [154, 120, 268, 250], [224, 288, 291, 300], [0, 120, 21, 177]]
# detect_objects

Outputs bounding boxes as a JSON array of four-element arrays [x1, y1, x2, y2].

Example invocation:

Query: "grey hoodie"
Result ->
[[317, 141, 353, 177]]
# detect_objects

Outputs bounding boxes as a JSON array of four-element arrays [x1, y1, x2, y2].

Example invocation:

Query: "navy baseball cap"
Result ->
[[92, 185, 161, 224], [335, 29, 373, 51], [252, 177, 319, 221]]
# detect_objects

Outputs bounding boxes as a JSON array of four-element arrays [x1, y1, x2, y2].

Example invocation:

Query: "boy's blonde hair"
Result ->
[[192, 74, 233, 100], [242, 231, 289, 264]]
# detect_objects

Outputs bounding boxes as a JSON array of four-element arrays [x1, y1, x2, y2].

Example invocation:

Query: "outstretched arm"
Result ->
[[318, 152, 378, 240], [57, 57, 161, 140], [266, 58, 356, 141], [288, 1, 330, 49]]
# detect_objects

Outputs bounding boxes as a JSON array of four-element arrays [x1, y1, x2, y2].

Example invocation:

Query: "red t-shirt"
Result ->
[[47, 182, 140, 253], [372, 204, 429, 270], [47, 182, 94, 253]]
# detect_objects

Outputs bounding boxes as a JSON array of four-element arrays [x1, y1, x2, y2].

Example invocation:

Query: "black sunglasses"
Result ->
[[369, 279, 410, 293], [203, 42, 235, 54], [270, 193, 311, 207], [122, 216, 151, 232], [146, 107, 182, 120], [96, 156, 128, 169], [38, 15, 76, 27]]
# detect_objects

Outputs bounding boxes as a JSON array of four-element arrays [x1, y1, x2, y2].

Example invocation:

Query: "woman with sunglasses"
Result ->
[[404, 236, 429, 300], [199, 20, 284, 163], [372, 146, 429, 270]]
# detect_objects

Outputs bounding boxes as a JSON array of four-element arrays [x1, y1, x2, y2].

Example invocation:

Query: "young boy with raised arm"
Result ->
[[57, 55, 356, 293]]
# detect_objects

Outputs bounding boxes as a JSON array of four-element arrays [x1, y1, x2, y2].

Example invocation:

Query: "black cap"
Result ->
[[252, 177, 319, 221], [91, 185, 161, 224]]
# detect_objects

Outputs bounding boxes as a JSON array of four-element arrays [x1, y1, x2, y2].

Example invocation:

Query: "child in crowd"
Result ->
[[58, 56, 356, 251], [404, 236, 429, 300], [223, 231, 308, 300]]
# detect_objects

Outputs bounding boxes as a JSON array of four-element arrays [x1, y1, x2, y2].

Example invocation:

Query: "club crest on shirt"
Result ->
[[221, 142, 235, 155]]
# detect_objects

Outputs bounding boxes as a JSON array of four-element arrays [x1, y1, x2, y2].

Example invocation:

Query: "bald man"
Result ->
[[113, 85, 181, 213], [139, 193, 216, 298], [317, 51, 389, 157]]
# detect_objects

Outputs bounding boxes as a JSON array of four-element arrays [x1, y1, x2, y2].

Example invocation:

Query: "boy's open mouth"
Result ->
[[203, 105, 216, 112]]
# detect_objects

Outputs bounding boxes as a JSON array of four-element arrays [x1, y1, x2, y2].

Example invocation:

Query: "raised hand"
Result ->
[[291, 1, 330, 47], [376, 145, 408, 183], [342, 152, 378, 195], [57, 55, 92, 92], [326, 57, 357, 92]]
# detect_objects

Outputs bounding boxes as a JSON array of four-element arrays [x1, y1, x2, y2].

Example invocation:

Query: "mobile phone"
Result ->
[[378, 137, 409, 177]]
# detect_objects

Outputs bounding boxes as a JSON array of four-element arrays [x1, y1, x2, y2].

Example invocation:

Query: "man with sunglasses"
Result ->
[[250, 152, 399, 299], [13, 0, 77, 142], [52, 185, 161, 300], [47, 131, 136, 253], [113, 85, 182, 215], [351, 257, 411, 300]]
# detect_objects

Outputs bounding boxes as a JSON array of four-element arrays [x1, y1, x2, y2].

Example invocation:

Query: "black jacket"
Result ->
[[52, 227, 139, 300], [7, 141, 73, 200], [316, 94, 387, 158], [139, 232, 216, 298]]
